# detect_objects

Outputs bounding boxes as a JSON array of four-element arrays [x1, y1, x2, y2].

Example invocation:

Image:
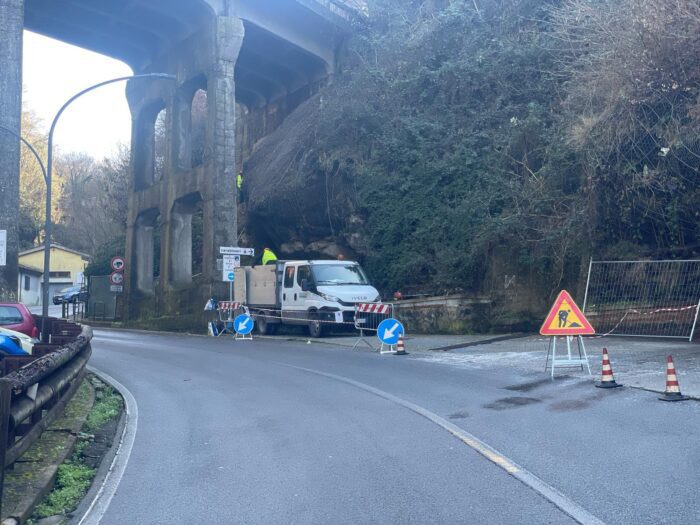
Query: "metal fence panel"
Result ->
[[583, 260, 700, 340]]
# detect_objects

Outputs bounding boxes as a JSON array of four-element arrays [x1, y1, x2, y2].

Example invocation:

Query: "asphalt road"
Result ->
[[86, 330, 700, 524]]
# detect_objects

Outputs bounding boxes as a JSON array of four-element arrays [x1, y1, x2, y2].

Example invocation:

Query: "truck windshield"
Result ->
[[312, 264, 369, 285]]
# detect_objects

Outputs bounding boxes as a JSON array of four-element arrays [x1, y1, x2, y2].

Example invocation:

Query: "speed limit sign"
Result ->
[[111, 256, 126, 272], [109, 271, 124, 285]]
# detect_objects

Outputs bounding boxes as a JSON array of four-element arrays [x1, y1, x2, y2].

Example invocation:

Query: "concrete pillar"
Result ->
[[0, 0, 23, 300], [206, 16, 244, 278], [170, 208, 192, 284], [134, 219, 154, 292]]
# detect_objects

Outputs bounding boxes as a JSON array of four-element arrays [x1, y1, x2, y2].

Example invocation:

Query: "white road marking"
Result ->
[[77, 366, 138, 525], [282, 363, 606, 525]]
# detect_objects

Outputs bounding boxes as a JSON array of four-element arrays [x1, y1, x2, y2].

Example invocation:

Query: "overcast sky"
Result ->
[[22, 31, 133, 160]]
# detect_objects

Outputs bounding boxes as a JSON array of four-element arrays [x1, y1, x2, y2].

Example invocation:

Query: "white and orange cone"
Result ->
[[659, 356, 689, 401], [595, 348, 622, 389], [394, 334, 407, 355]]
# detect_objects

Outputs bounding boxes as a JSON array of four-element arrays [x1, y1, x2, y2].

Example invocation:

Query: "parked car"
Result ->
[[0, 302, 39, 338], [53, 285, 88, 305], [0, 326, 35, 354]]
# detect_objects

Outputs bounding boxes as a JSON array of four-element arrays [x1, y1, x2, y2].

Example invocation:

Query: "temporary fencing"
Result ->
[[215, 301, 249, 337], [352, 303, 394, 351], [583, 259, 700, 340]]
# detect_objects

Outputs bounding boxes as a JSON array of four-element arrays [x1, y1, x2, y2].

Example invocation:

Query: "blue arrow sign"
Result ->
[[234, 314, 254, 335], [377, 318, 405, 345]]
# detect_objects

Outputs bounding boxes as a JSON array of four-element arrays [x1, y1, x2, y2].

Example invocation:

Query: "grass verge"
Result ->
[[27, 375, 124, 524]]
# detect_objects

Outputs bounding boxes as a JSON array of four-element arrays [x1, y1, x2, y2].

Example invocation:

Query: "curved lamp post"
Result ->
[[4, 73, 176, 340]]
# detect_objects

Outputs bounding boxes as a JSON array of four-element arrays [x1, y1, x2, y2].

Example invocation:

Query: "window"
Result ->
[[50, 271, 71, 278], [0, 306, 23, 325], [24, 275, 30, 291], [284, 266, 296, 288], [297, 265, 311, 287], [311, 264, 369, 285]]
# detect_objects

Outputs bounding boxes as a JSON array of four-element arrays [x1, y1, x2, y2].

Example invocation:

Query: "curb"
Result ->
[[71, 367, 138, 525]]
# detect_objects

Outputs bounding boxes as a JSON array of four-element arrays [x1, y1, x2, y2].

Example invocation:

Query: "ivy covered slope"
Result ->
[[243, 0, 700, 310]]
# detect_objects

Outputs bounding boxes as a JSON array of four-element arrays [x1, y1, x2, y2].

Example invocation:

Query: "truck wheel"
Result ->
[[308, 318, 325, 338], [257, 316, 275, 335]]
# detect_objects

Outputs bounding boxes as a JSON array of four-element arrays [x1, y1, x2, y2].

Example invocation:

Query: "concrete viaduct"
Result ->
[[0, 0, 365, 322]]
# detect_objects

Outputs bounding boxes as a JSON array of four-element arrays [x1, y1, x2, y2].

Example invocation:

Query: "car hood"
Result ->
[[316, 285, 379, 303]]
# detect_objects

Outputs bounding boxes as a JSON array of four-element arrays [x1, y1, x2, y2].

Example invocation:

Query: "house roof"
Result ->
[[19, 243, 90, 260], [18, 264, 43, 276]]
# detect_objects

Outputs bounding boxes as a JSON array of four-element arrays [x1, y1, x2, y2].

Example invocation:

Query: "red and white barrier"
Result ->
[[356, 303, 391, 315]]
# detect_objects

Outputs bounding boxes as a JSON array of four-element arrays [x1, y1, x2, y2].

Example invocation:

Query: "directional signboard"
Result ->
[[540, 290, 595, 336], [234, 314, 254, 335], [222, 255, 240, 271], [377, 318, 405, 345], [222, 270, 235, 282], [110, 256, 126, 272], [109, 271, 124, 285], [220, 246, 255, 256]]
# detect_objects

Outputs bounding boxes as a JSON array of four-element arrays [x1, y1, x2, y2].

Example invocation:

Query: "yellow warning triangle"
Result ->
[[540, 290, 595, 336]]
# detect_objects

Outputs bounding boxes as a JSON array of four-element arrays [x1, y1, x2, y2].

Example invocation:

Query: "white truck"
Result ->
[[233, 259, 381, 337]]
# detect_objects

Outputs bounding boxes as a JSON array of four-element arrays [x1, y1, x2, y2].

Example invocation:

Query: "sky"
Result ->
[[22, 31, 133, 160]]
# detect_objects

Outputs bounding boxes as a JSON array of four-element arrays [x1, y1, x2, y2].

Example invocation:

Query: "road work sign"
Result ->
[[234, 314, 254, 335], [540, 290, 595, 336], [377, 318, 405, 345]]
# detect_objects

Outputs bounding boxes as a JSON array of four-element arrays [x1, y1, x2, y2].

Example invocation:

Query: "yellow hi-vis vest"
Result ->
[[237, 173, 243, 189], [262, 249, 277, 265]]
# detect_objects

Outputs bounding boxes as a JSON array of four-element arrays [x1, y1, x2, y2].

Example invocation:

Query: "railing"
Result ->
[[312, 0, 369, 21], [0, 319, 92, 520]]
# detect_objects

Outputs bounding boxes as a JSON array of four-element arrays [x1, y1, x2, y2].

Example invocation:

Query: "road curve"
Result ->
[[85, 329, 700, 524]]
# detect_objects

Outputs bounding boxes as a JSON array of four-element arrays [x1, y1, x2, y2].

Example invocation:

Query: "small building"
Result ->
[[18, 244, 90, 303], [17, 264, 43, 306]]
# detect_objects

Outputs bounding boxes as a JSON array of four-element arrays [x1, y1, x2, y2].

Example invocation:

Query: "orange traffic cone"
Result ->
[[595, 348, 622, 388], [394, 334, 407, 355], [658, 355, 689, 402]]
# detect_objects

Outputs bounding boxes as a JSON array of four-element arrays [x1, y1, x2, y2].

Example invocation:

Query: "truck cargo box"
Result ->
[[234, 265, 278, 307]]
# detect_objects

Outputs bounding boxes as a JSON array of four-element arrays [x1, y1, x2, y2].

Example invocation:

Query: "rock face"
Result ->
[[241, 94, 365, 260]]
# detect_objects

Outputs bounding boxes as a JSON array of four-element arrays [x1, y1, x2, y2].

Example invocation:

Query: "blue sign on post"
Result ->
[[377, 318, 405, 345], [234, 314, 254, 335]]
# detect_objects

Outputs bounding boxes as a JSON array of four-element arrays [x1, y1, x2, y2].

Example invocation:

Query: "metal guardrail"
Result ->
[[0, 319, 92, 520]]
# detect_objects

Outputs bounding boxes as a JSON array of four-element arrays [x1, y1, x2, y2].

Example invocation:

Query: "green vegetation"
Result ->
[[246, 0, 700, 310], [29, 377, 123, 523], [85, 381, 123, 432]]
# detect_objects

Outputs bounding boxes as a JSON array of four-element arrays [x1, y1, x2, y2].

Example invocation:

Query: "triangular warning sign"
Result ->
[[540, 290, 595, 336]]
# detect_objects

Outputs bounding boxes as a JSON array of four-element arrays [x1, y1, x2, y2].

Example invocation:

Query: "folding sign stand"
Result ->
[[352, 329, 376, 351], [235, 331, 253, 341], [379, 343, 396, 355], [540, 290, 596, 379], [545, 336, 592, 378]]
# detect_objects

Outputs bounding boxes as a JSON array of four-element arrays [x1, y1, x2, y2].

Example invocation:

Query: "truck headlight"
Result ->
[[319, 292, 340, 302]]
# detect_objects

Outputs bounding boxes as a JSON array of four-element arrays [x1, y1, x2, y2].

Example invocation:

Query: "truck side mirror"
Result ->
[[301, 279, 312, 292]]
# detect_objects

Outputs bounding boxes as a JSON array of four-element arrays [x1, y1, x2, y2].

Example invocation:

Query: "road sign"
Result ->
[[220, 246, 255, 256], [110, 256, 126, 272], [110, 285, 123, 293], [109, 272, 124, 285], [234, 314, 254, 335], [222, 255, 240, 271], [540, 290, 595, 336], [377, 318, 405, 345], [222, 270, 235, 282]]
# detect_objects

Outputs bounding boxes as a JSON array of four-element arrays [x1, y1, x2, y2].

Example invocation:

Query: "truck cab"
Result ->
[[235, 260, 380, 337]]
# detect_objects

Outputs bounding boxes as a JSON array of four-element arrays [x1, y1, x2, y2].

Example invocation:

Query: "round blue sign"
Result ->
[[234, 314, 254, 335], [377, 318, 405, 345]]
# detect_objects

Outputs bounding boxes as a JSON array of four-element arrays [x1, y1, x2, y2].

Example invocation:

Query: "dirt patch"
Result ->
[[448, 410, 470, 419]]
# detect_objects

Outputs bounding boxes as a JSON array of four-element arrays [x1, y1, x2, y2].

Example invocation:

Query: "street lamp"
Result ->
[[6, 73, 176, 340]]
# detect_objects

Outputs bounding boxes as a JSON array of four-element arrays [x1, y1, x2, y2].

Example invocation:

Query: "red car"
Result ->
[[0, 303, 39, 338]]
